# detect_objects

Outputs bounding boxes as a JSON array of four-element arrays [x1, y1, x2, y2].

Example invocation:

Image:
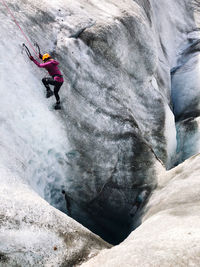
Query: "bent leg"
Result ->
[[42, 77, 51, 90], [42, 78, 54, 98], [54, 82, 63, 103]]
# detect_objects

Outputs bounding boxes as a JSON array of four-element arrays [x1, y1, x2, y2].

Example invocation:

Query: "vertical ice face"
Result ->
[[171, 41, 200, 164], [171, 54, 200, 120], [0, 1, 73, 213], [150, 0, 200, 166], [164, 104, 177, 169], [1, 0, 200, 247]]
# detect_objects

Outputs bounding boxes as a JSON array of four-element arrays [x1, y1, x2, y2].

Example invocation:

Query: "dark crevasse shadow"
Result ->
[[61, 184, 151, 245]]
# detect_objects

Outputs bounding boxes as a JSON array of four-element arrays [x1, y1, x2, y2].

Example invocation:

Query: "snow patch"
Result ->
[[164, 104, 177, 169]]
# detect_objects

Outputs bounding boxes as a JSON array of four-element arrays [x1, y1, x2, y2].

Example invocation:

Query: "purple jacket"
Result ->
[[32, 58, 64, 83]]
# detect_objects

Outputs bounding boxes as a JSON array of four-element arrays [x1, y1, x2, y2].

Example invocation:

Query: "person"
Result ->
[[62, 190, 72, 216], [130, 189, 149, 217], [29, 53, 64, 110]]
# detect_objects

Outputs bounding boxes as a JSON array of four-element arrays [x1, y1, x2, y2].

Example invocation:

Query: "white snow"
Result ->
[[164, 104, 177, 169]]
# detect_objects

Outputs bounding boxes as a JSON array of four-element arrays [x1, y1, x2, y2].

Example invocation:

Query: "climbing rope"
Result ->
[[0, 0, 39, 58]]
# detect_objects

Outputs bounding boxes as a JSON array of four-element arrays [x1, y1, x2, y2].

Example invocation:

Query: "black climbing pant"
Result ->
[[42, 77, 63, 102]]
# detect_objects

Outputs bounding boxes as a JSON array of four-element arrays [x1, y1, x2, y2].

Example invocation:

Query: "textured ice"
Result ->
[[1, 0, 200, 264], [82, 154, 200, 267]]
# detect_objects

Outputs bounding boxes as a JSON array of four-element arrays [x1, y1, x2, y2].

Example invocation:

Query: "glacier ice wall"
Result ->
[[81, 153, 200, 267], [1, 0, 200, 247], [0, 165, 110, 266]]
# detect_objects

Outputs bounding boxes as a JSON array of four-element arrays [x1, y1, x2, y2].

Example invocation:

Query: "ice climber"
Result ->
[[129, 189, 149, 217], [29, 53, 64, 110], [62, 190, 72, 216]]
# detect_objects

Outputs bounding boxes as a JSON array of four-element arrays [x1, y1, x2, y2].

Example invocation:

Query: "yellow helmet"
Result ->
[[42, 53, 51, 61]]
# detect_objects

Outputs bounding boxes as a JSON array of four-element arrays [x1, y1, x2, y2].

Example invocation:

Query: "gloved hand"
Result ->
[[39, 53, 43, 59], [29, 56, 34, 61]]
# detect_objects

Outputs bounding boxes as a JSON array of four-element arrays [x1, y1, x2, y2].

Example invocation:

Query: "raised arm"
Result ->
[[31, 57, 53, 68]]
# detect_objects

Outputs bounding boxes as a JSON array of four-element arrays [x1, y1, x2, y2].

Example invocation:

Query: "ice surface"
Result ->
[[82, 154, 200, 267], [0, 165, 109, 266], [1, 0, 200, 261], [164, 104, 177, 169], [175, 117, 200, 164], [171, 54, 200, 119], [0, 2, 73, 212]]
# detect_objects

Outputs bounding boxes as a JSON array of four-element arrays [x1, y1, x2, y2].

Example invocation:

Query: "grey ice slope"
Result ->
[[0, 0, 200, 265], [81, 153, 200, 267]]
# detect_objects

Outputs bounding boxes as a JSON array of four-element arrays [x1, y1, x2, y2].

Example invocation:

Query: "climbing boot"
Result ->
[[54, 101, 61, 110], [46, 89, 54, 98]]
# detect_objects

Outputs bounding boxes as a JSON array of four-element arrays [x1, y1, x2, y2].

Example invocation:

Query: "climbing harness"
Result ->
[[0, 0, 39, 58]]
